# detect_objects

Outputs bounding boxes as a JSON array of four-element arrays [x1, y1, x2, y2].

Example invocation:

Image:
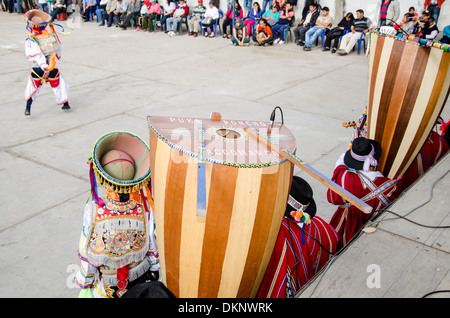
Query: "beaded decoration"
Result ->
[[148, 123, 290, 168], [90, 131, 151, 195]]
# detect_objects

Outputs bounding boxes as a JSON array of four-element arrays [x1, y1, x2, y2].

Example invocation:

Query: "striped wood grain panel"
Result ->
[[367, 34, 450, 179], [149, 128, 292, 297]]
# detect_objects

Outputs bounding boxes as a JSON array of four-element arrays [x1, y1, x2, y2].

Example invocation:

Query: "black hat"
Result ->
[[344, 137, 381, 171], [285, 176, 316, 219]]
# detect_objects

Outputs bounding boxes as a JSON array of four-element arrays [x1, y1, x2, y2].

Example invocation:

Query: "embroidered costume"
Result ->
[[24, 9, 70, 116], [401, 130, 449, 190], [257, 177, 338, 298], [327, 138, 402, 250], [75, 131, 160, 298]]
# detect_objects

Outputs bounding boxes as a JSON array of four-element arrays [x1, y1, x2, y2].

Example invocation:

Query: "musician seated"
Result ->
[[327, 137, 402, 250], [401, 130, 449, 190], [257, 176, 338, 298]]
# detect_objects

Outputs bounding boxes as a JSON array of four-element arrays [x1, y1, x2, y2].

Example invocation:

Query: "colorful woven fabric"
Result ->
[[256, 216, 338, 298], [328, 165, 402, 250]]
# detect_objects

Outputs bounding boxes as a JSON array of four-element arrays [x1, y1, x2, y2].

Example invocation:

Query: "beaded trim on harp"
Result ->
[[148, 123, 289, 168]]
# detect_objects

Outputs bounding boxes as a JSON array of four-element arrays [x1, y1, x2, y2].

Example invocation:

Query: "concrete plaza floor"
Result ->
[[0, 11, 449, 298]]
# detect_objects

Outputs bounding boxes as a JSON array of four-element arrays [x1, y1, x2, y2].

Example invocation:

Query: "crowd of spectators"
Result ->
[[3, 0, 449, 52]]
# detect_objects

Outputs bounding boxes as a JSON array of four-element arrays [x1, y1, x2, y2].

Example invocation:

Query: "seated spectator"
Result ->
[[50, 0, 68, 22], [440, 25, 450, 44], [303, 5, 333, 51], [202, 0, 220, 38], [293, 2, 319, 46], [114, 0, 128, 27], [223, 0, 244, 38], [102, 0, 118, 27], [253, 18, 274, 46], [82, 0, 97, 21], [157, 0, 176, 31], [188, 0, 207, 37], [301, 0, 319, 20], [337, 9, 373, 56], [137, 0, 161, 31], [95, 0, 109, 24], [136, 0, 149, 30], [420, 16, 439, 40], [231, 18, 250, 46], [408, 6, 419, 20], [261, 4, 280, 27], [120, 0, 141, 29], [243, 2, 262, 37], [166, 0, 189, 36], [323, 12, 354, 53], [413, 10, 430, 38], [272, 1, 294, 44], [394, 13, 415, 37]]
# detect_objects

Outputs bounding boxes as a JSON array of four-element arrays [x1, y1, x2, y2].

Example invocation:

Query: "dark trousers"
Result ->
[[50, 7, 66, 20], [293, 25, 309, 43], [140, 14, 157, 30], [104, 12, 117, 26], [6, 0, 14, 12], [324, 27, 344, 49], [122, 12, 139, 27], [159, 14, 172, 30], [222, 17, 233, 35], [202, 18, 216, 32]]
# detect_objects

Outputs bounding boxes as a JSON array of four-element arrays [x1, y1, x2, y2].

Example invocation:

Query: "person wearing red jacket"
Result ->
[[327, 137, 402, 250], [401, 130, 449, 190], [166, 0, 189, 36], [425, 0, 445, 24], [257, 176, 338, 298]]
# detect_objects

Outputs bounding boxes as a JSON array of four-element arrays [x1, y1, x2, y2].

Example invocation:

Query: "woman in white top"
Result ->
[[157, 0, 176, 31], [202, 0, 220, 37]]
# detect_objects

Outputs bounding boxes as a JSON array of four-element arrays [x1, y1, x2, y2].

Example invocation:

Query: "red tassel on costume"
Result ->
[[116, 265, 129, 297], [49, 77, 60, 88]]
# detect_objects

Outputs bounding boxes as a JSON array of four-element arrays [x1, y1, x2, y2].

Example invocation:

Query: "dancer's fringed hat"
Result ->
[[88, 132, 151, 204], [25, 9, 51, 31]]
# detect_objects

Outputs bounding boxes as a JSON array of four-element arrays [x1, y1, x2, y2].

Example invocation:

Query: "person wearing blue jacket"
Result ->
[[243, 2, 262, 37]]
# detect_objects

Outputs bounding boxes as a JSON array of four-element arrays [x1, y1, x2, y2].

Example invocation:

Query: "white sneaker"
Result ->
[[279, 40, 285, 44], [274, 38, 280, 44], [169, 31, 175, 36]]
